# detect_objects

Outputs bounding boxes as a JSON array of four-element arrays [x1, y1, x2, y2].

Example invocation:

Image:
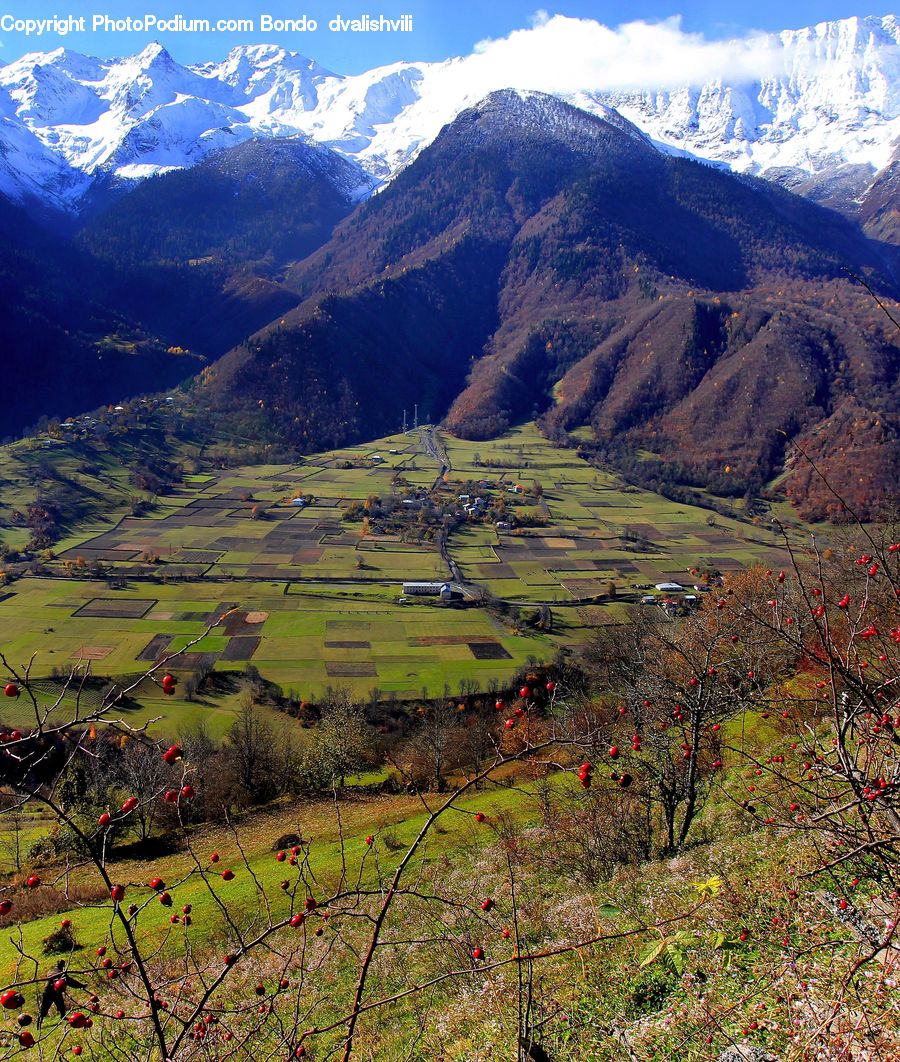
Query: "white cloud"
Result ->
[[527, 9, 551, 30], [461, 14, 785, 96]]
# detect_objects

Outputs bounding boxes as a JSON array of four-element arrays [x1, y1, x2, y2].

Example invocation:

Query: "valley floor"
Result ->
[[0, 421, 790, 718]]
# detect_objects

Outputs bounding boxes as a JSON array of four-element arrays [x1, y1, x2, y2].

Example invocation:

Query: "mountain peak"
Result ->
[[195, 44, 335, 92], [450, 89, 654, 161], [132, 41, 173, 68], [221, 44, 297, 67]]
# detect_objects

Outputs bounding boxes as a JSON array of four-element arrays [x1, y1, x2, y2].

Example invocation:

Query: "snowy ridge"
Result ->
[[592, 15, 900, 184], [451, 89, 655, 159], [0, 15, 897, 212]]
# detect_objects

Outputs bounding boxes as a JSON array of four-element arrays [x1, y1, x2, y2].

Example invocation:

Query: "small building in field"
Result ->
[[402, 581, 452, 599], [655, 581, 684, 593]]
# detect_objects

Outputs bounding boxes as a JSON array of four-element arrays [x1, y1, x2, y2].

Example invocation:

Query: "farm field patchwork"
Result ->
[[441, 425, 789, 607], [0, 423, 791, 708]]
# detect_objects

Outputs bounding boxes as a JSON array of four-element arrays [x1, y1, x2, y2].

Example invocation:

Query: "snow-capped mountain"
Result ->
[[591, 15, 900, 199], [0, 14, 898, 214]]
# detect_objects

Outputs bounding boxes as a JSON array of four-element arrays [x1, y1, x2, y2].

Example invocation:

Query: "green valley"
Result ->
[[0, 415, 791, 717]]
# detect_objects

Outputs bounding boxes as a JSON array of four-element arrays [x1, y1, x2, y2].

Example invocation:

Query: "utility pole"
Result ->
[[402, 409, 407, 433], [413, 404, 418, 431]]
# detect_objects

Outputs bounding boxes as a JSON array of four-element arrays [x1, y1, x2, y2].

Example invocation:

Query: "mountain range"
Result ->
[[195, 89, 900, 520], [1, 16, 899, 519], [0, 14, 899, 225]]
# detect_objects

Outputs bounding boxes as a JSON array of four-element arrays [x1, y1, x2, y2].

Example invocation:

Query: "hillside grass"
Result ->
[[2, 756, 892, 1060]]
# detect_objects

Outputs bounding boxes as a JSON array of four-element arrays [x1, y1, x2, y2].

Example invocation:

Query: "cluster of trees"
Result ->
[[5, 693, 375, 872], [128, 459, 182, 497]]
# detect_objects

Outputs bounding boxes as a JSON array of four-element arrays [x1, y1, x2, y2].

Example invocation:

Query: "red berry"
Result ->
[[472, 947, 483, 960], [4, 683, 19, 698], [221, 869, 235, 881], [110, 885, 125, 902], [25, 875, 40, 889]]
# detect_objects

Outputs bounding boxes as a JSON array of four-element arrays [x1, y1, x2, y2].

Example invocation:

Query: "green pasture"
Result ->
[[0, 576, 552, 707], [0, 781, 536, 985]]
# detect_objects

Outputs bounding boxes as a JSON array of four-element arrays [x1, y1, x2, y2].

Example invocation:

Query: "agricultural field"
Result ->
[[0, 421, 791, 708], [441, 424, 790, 613]]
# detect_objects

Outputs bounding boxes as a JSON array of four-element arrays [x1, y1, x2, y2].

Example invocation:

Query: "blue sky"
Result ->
[[0, 2, 880, 71]]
